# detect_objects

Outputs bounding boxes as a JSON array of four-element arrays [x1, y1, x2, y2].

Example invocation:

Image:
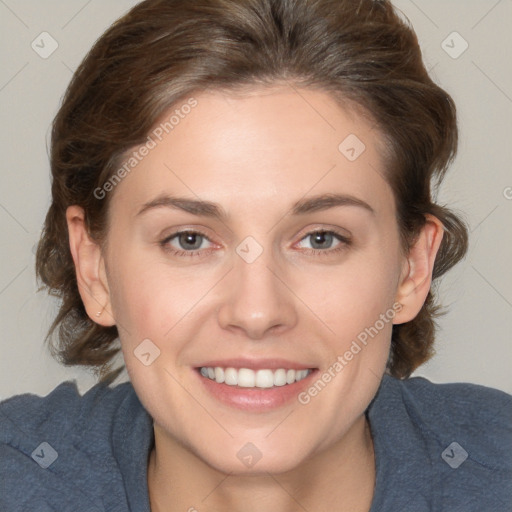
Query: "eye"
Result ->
[[160, 230, 214, 256], [295, 230, 351, 254]]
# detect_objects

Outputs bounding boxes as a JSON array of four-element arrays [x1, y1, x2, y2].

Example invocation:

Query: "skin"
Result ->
[[67, 84, 443, 512]]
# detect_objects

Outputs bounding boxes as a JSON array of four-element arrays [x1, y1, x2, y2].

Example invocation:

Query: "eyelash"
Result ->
[[159, 229, 352, 258], [159, 230, 216, 258]]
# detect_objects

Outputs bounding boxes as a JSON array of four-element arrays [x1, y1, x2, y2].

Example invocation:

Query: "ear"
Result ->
[[66, 205, 115, 326], [393, 214, 444, 325]]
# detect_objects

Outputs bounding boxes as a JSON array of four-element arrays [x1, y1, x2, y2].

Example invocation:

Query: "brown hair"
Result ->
[[36, 0, 468, 384]]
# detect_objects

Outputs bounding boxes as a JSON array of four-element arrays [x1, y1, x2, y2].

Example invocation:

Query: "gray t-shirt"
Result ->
[[1, 374, 511, 511]]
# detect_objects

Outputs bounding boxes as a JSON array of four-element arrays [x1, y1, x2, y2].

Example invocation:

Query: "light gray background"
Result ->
[[1, 0, 511, 400]]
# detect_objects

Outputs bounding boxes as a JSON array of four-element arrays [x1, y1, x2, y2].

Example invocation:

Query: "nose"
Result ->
[[216, 248, 298, 339]]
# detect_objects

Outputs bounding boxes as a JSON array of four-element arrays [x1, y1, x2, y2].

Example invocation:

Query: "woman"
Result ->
[[1, 0, 510, 510]]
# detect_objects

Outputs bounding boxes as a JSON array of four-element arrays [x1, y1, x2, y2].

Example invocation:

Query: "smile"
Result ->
[[199, 366, 313, 388]]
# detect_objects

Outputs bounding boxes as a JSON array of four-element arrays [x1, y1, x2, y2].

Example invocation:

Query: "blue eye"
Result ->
[[304, 231, 336, 249], [160, 230, 213, 257], [159, 229, 351, 259], [296, 230, 351, 254], [174, 232, 207, 250]]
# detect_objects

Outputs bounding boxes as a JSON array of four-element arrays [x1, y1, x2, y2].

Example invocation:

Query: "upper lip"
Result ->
[[195, 358, 316, 371]]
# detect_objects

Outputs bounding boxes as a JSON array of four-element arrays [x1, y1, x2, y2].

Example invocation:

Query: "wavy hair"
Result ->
[[36, 0, 468, 384]]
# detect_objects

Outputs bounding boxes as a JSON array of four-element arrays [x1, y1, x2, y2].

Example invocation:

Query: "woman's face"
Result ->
[[101, 85, 408, 473]]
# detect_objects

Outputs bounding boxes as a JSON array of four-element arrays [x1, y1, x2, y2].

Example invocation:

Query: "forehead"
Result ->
[[111, 85, 393, 217]]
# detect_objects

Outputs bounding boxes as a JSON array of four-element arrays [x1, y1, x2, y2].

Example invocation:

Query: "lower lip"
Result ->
[[195, 369, 318, 411]]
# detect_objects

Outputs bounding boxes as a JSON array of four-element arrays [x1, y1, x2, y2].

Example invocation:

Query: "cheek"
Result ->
[[107, 255, 219, 345], [296, 248, 400, 340]]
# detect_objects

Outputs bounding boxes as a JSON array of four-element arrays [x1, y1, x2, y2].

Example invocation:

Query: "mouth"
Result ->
[[198, 366, 313, 389], [194, 360, 318, 411]]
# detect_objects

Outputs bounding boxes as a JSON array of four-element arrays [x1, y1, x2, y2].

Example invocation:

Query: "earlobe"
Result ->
[[393, 214, 444, 325], [66, 205, 115, 327]]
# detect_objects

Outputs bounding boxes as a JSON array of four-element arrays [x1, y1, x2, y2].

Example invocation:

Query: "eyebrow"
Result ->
[[137, 192, 375, 219], [292, 193, 375, 216]]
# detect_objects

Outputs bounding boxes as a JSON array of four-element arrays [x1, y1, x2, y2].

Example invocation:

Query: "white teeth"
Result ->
[[238, 368, 255, 387], [255, 369, 274, 388], [214, 367, 225, 383], [296, 369, 308, 382], [199, 366, 312, 388], [224, 367, 238, 386], [273, 369, 287, 387]]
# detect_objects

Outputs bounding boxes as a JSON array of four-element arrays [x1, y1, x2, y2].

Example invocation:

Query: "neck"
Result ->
[[148, 414, 376, 512]]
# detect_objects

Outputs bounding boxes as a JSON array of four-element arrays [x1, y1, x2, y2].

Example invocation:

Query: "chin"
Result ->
[[194, 437, 313, 476]]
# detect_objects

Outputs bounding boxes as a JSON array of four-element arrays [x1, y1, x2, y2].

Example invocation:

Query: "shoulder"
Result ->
[[0, 380, 150, 511], [1, 378, 134, 428], [383, 373, 511, 426], [0, 379, 136, 452], [391, 375, 512, 456], [398, 372, 512, 407], [369, 374, 512, 511]]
